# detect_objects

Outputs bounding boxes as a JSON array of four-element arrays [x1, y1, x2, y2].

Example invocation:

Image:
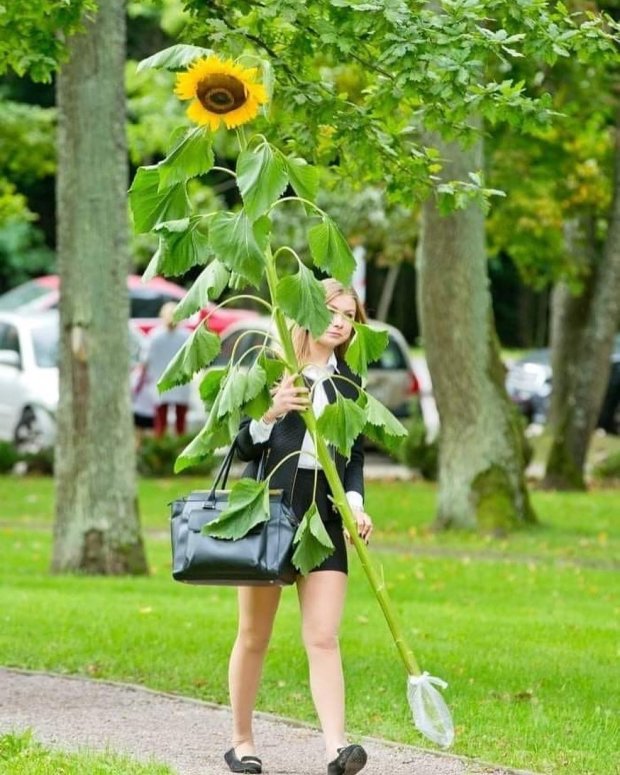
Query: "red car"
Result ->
[[0, 275, 257, 335]]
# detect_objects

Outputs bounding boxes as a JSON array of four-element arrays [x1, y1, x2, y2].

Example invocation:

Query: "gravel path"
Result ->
[[0, 668, 537, 775]]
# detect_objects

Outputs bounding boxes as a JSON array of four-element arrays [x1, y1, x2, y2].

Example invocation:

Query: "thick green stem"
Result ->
[[264, 250, 420, 677]]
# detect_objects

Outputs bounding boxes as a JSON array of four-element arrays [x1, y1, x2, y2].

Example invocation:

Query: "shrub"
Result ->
[[0, 441, 19, 473], [398, 411, 438, 481], [592, 450, 620, 482], [137, 433, 215, 478]]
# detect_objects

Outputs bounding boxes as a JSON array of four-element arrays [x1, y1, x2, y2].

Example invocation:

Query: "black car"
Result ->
[[506, 335, 620, 434]]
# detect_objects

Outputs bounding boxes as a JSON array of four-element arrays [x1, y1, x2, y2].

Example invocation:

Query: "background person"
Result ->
[[135, 302, 190, 437]]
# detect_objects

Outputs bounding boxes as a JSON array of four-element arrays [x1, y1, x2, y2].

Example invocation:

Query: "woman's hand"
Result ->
[[263, 375, 310, 424], [345, 509, 374, 545]]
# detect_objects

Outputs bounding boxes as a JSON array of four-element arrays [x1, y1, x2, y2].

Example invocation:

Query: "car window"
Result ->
[[31, 322, 59, 367], [130, 292, 179, 319], [0, 323, 21, 355], [369, 335, 407, 370], [0, 282, 50, 311]]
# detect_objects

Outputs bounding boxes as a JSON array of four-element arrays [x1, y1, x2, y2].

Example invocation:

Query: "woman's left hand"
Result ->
[[345, 509, 373, 545]]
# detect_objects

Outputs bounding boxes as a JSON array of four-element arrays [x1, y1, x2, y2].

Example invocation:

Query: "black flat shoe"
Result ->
[[327, 744, 367, 775], [224, 747, 262, 774]]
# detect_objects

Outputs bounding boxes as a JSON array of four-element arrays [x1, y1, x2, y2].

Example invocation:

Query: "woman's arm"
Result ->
[[236, 417, 269, 461]]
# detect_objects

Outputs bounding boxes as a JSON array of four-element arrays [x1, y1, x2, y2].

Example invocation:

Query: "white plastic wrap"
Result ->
[[407, 672, 455, 748]]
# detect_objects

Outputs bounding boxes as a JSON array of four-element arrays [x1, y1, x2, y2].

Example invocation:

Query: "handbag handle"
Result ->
[[206, 440, 268, 503]]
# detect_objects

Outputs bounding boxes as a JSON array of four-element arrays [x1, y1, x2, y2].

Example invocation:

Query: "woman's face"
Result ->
[[315, 293, 357, 350]]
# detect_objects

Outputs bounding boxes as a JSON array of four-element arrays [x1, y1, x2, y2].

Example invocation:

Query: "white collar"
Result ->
[[302, 352, 338, 377]]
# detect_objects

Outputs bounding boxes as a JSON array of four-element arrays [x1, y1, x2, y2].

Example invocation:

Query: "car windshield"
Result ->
[[0, 282, 50, 311], [31, 322, 59, 368]]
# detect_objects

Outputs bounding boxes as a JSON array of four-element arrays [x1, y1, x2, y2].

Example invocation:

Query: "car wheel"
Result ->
[[14, 407, 47, 454]]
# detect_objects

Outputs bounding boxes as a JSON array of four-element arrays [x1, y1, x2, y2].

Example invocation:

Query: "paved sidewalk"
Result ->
[[0, 668, 536, 775]]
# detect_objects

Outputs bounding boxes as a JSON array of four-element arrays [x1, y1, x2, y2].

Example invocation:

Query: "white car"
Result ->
[[0, 311, 144, 452]]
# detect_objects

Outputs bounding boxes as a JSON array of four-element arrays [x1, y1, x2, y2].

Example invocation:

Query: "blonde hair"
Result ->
[[291, 278, 366, 365]]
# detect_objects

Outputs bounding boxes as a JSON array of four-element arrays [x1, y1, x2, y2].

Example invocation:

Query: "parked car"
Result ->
[[506, 335, 620, 434], [0, 275, 256, 335], [0, 311, 145, 452], [187, 316, 421, 432]]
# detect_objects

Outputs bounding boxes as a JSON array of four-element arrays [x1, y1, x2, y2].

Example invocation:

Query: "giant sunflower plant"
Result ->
[[129, 44, 454, 749]]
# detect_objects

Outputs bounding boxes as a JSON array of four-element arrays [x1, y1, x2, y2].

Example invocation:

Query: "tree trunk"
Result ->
[[417, 134, 536, 531], [52, 0, 148, 574], [544, 120, 620, 489], [376, 263, 400, 322]]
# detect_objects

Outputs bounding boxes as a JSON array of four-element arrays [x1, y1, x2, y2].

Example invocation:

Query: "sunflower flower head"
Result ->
[[174, 56, 268, 131]]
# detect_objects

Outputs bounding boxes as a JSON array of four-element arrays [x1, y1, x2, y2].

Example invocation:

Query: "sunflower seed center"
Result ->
[[197, 74, 248, 114]]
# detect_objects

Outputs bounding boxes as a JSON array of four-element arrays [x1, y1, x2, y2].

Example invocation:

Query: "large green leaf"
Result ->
[[199, 366, 228, 405], [172, 260, 230, 323], [157, 324, 221, 392], [237, 142, 289, 221], [218, 361, 267, 417], [317, 393, 367, 458], [158, 127, 215, 191], [307, 217, 356, 285], [174, 404, 234, 473], [137, 44, 214, 72], [361, 392, 408, 453], [202, 478, 270, 539], [285, 157, 319, 205], [129, 166, 190, 234], [275, 263, 331, 338], [258, 353, 285, 385], [152, 216, 211, 276], [345, 323, 389, 377], [292, 503, 335, 575], [208, 211, 270, 287]]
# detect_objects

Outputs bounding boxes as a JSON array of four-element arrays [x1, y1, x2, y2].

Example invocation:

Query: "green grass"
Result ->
[[0, 475, 618, 775], [0, 730, 173, 774]]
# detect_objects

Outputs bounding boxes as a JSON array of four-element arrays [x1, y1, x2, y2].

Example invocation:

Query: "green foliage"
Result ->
[[0, 0, 96, 82], [129, 165, 191, 234], [0, 441, 19, 473], [237, 141, 289, 220], [362, 392, 409, 455], [217, 361, 267, 417], [137, 433, 214, 477], [396, 412, 438, 478], [148, 216, 211, 278], [592, 450, 620, 482], [183, 0, 618, 207], [208, 210, 270, 286], [157, 324, 221, 391], [317, 393, 367, 458], [345, 323, 389, 378], [158, 126, 215, 190], [307, 216, 356, 284], [292, 501, 335, 574], [275, 261, 331, 338], [137, 43, 214, 72], [0, 221, 55, 293], [172, 260, 230, 322], [202, 477, 270, 538], [0, 730, 173, 774]]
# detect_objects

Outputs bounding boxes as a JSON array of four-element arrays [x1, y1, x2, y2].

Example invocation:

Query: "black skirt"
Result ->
[[291, 469, 348, 575]]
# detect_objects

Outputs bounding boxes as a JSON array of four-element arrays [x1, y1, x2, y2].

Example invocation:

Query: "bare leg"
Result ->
[[228, 585, 281, 758], [298, 570, 348, 761]]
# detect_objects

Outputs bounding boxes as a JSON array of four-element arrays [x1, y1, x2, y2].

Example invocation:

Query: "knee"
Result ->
[[302, 628, 339, 653], [236, 626, 271, 655]]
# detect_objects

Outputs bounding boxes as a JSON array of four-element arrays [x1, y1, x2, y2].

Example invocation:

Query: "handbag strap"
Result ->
[[206, 440, 268, 503]]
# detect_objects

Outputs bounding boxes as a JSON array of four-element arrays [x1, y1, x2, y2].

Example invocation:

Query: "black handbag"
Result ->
[[170, 442, 299, 586]]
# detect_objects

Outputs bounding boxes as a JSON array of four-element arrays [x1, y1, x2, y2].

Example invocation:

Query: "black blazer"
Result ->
[[236, 358, 364, 504]]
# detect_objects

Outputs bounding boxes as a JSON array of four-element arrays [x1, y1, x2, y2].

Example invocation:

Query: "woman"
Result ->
[[224, 279, 373, 775]]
